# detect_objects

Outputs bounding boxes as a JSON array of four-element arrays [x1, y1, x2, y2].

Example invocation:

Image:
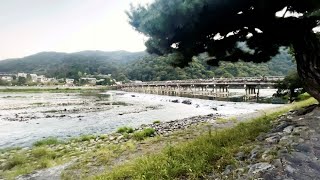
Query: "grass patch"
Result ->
[[297, 92, 312, 101], [133, 128, 156, 141], [31, 147, 56, 159], [94, 98, 318, 179], [215, 117, 229, 124], [33, 137, 61, 147], [153, 120, 161, 124], [78, 135, 97, 142], [117, 127, 134, 134], [3, 154, 27, 170]]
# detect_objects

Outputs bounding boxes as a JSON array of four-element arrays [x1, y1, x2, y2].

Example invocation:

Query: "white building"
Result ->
[[30, 74, 38, 82], [1, 76, 13, 82], [80, 78, 97, 85], [66, 79, 75, 85], [17, 73, 27, 78], [37, 75, 46, 82]]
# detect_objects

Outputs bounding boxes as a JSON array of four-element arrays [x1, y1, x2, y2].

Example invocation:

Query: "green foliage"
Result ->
[[3, 154, 27, 170], [33, 137, 61, 147], [31, 147, 56, 159], [297, 93, 312, 101], [127, 0, 319, 66], [153, 120, 161, 124], [78, 135, 96, 142], [17, 77, 26, 85], [0, 79, 10, 86], [133, 128, 156, 141], [126, 49, 295, 81], [275, 70, 304, 102], [117, 127, 134, 134]]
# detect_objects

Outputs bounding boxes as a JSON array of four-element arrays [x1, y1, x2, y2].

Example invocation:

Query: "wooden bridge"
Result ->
[[118, 76, 284, 101]]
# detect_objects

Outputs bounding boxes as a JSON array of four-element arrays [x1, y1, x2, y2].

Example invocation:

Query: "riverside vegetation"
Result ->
[[0, 97, 316, 179]]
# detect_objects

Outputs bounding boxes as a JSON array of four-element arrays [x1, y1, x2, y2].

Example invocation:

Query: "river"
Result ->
[[0, 90, 281, 148]]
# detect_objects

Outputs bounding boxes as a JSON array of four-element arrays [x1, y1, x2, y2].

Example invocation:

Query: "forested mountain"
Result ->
[[0, 51, 147, 80], [0, 48, 295, 81], [126, 48, 296, 81]]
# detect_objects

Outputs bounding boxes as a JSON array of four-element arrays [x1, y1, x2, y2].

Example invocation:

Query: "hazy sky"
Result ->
[[0, 0, 153, 59]]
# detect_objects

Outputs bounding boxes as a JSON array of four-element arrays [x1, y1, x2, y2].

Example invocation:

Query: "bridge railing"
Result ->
[[121, 76, 284, 86]]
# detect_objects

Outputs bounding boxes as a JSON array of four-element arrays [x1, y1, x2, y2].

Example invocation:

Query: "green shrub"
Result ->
[[117, 127, 134, 134], [133, 128, 156, 141], [38, 158, 53, 168], [297, 93, 311, 101], [99, 134, 108, 140], [143, 128, 155, 137], [79, 135, 96, 142], [33, 137, 61, 147], [31, 147, 56, 159], [4, 154, 27, 170], [153, 120, 161, 124]]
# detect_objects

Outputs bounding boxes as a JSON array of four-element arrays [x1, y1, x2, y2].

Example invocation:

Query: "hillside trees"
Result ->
[[127, 0, 320, 101]]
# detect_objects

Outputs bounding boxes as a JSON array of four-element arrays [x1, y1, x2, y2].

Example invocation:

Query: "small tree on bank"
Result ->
[[127, 0, 320, 102], [275, 71, 304, 102]]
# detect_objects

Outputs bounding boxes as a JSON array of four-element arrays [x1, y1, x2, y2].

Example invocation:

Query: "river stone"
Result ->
[[292, 126, 308, 134], [109, 136, 116, 141], [279, 135, 294, 145], [248, 163, 275, 175], [272, 159, 282, 168], [235, 152, 246, 161], [250, 146, 261, 160], [223, 165, 234, 175], [283, 126, 294, 134], [285, 165, 296, 173], [265, 136, 280, 144], [182, 100, 192, 105]]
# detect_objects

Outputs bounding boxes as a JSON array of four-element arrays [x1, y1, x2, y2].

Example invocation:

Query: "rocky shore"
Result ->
[[139, 114, 218, 136], [213, 105, 320, 180]]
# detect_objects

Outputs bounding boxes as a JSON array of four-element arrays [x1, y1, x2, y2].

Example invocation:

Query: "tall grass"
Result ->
[[33, 137, 61, 147]]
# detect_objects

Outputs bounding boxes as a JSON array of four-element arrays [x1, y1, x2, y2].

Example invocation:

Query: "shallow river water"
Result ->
[[0, 90, 281, 148]]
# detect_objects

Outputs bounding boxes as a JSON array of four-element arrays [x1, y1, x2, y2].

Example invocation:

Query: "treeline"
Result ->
[[125, 48, 295, 81]]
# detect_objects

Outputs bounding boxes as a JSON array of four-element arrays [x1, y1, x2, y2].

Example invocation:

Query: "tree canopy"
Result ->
[[127, 0, 320, 101]]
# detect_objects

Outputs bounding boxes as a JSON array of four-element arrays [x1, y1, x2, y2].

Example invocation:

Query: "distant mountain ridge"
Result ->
[[0, 50, 147, 77]]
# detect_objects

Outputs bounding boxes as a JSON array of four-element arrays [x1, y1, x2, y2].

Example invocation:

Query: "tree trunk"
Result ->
[[293, 32, 320, 103]]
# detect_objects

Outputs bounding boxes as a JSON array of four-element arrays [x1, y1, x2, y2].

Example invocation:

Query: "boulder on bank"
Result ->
[[182, 100, 192, 105], [171, 99, 179, 103]]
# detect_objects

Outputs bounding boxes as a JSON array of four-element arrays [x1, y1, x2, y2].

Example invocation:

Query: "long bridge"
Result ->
[[118, 76, 284, 101]]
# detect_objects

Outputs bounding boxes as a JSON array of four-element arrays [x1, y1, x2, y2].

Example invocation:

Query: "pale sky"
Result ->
[[0, 0, 153, 59]]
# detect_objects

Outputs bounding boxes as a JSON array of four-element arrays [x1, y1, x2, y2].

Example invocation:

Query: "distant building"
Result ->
[[66, 79, 75, 86], [30, 74, 38, 82], [42, 78, 57, 84], [96, 79, 105, 83], [36, 75, 46, 82], [1, 76, 13, 82], [80, 78, 97, 85], [17, 73, 27, 78], [133, 80, 143, 84]]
